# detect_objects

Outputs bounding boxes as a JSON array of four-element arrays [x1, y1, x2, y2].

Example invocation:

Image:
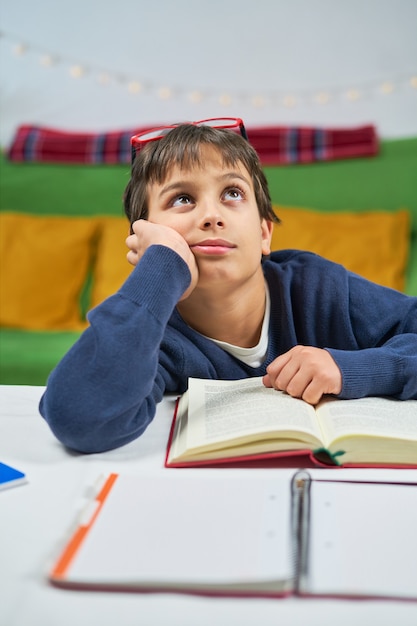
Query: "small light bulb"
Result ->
[[189, 91, 203, 103], [283, 95, 296, 108], [314, 92, 330, 104], [40, 55, 54, 67], [13, 43, 26, 56], [128, 81, 142, 94], [219, 94, 232, 106], [98, 73, 111, 85], [70, 65, 84, 78], [380, 82, 394, 94], [346, 89, 360, 101], [251, 95, 266, 108], [158, 87, 172, 100]]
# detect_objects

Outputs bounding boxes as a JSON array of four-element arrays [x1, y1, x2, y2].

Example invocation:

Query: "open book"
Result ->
[[165, 377, 417, 468], [49, 471, 417, 600]]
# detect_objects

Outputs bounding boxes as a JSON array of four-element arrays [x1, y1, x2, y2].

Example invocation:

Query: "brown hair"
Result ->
[[123, 124, 280, 226]]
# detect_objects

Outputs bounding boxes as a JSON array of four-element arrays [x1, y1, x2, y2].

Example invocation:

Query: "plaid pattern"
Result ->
[[247, 125, 378, 164], [7, 124, 378, 165]]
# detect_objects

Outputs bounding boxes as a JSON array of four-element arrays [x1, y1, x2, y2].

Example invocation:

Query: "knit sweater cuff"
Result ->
[[118, 245, 191, 321], [326, 347, 403, 399]]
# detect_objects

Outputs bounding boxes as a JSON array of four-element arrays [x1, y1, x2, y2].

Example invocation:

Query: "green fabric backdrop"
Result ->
[[1, 137, 416, 384], [2, 138, 416, 217]]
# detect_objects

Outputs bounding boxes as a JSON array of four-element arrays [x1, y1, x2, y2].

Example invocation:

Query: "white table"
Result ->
[[1, 384, 417, 626]]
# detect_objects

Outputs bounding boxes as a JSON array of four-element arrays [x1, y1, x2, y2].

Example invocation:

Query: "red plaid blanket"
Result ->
[[7, 124, 378, 165]]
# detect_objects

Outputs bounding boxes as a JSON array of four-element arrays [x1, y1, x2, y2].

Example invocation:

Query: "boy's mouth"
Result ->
[[190, 239, 236, 255]]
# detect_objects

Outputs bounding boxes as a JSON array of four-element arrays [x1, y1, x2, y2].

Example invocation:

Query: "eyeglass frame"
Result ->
[[130, 117, 248, 164]]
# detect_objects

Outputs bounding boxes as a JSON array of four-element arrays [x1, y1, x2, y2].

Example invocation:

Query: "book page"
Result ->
[[184, 377, 323, 453], [54, 471, 295, 592], [316, 397, 417, 447], [306, 480, 417, 599]]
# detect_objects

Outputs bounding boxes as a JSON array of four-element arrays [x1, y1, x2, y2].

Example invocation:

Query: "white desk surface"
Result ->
[[1, 384, 417, 626]]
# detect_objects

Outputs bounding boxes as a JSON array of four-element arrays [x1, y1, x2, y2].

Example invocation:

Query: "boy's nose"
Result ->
[[199, 204, 225, 229], [202, 215, 225, 228]]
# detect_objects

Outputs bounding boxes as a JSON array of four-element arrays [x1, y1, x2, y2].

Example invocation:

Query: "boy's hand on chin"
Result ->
[[126, 220, 199, 299], [262, 345, 342, 405]]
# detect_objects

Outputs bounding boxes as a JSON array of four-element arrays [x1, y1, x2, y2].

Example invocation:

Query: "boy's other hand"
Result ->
[[262, 346, 342, 405], [126, 220, 199, 300]]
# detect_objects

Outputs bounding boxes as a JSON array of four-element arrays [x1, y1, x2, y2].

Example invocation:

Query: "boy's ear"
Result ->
[[261, 220, 274, 256]]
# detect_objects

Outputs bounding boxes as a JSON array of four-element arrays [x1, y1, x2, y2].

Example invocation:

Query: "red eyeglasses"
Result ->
[[130, 117, 248, 163]]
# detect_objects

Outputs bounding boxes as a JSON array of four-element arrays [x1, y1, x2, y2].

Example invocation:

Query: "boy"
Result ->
[[39, 118, 417, 453]]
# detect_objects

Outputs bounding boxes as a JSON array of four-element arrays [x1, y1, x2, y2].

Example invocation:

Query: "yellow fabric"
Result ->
[[0, 213, 98, 330], [90, 216, 133, 308], [271, 206, 410, 292], [1, 208, 410, 332]]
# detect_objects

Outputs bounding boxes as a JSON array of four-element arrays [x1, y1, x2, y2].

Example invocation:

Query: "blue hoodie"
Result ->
[[39, 247, 417, 453]]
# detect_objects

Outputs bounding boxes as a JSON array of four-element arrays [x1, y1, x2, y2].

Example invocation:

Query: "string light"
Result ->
[[69, 64, 84, 78], [380, 82, 394, 94], [13, 43, 26, 56], [128, 81, 142, 94], [98, 72, 111, 85], [2, 31, 416, 109], [158, 86, 172, 100], [314, 91, 330, 105], [188, 90, 203, 103], [283, 95, 297, 108], [40, 54, 54, 67], [251, 95, 267, 108], [218, 94, 233, 106], [346, 89, 361, 101]]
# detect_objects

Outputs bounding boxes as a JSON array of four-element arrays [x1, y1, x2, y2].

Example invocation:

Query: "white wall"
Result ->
[[1, 0, 416, 148]]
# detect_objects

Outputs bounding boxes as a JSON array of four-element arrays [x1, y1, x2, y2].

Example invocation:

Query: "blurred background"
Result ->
[[1, 0, 416, 144], [1, 0, 416, 386]]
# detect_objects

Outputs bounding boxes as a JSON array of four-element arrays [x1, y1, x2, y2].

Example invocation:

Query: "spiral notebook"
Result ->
[[48, 470, 417, 600]]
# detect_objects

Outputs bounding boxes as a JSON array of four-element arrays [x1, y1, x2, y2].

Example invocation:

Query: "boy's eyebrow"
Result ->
[[220, 172, 252, 186], [158, 172, 251, 197]]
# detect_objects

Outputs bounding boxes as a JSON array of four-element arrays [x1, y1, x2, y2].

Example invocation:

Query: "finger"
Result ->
[[299, 379, 325, 405], [125, 234, 137, 251], [126, 250, 139, 267], [274, 359, 301, 392], [265, 352, 291, 385], [130, 219, 145, 234], [262, 374, 273, 388], [298, 364, 342, 405], [284, 367, 313, 399]]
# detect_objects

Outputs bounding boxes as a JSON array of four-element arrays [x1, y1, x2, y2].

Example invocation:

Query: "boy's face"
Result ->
[[146, 145, 273, 292]]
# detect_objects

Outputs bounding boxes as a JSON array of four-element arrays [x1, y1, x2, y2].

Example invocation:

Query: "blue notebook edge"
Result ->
[[0, 462, 27, 491]]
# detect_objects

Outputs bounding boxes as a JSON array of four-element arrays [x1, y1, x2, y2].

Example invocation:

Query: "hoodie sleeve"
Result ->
[[326, 273, 417, 400], [39, 245, 191, 453]]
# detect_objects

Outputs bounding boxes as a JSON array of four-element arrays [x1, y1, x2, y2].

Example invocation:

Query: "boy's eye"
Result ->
[[223, 187, 245, 201], [171, 194, 192, 207]]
